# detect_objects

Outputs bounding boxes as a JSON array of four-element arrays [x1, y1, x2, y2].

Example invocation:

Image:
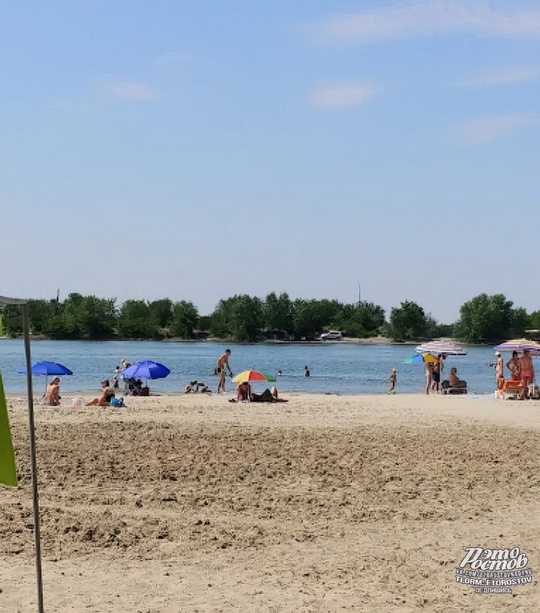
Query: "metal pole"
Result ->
[[22, 304, 45, 613]]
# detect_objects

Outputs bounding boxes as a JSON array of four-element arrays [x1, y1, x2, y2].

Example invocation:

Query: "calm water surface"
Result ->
[[0, 339, 500, 395]]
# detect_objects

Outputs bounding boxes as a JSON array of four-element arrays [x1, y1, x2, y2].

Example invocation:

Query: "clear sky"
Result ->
[[1, 1, 539, 322]]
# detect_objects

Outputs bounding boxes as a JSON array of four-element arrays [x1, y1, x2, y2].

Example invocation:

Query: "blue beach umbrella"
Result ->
[[18, 361, 73, 376], [18, 361, 73, 392], [122, 360, 171, 380]]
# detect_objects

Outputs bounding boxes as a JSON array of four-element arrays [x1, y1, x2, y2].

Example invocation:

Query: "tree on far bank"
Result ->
[[148, 299, 173, 331], [117, 300, 157, 339], [0, 305, 23, 336], [61, 293, 116, 339], [230, 294, 264, 342], [454, 293, 517, 343], [292, 299, 341, 339], [170, 301, 199, 338], [528, 310, 540, 333], [334, 301, 386, 338], [387, 300, 429, 341], [263, 292, 294, 332], [210, 294, 264, 341]]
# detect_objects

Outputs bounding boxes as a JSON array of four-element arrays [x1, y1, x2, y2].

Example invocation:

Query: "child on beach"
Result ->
[[387, 368, 397, 394]]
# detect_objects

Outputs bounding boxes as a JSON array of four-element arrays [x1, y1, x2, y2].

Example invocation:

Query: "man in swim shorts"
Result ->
[[216, 349, 233, 393], [519, 350, 535, 399]]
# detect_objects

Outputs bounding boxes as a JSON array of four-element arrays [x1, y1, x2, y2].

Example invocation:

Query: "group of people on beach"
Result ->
[[182, 348, 292, 402], [385, 353, 468, 395], [495, 349, 535, 399]]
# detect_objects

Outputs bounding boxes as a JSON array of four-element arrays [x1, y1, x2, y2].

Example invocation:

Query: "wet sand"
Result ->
[[1, 392, 539, 612]]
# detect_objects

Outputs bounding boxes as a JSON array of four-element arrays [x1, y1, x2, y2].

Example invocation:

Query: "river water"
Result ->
[[0, 339, 501, 395]]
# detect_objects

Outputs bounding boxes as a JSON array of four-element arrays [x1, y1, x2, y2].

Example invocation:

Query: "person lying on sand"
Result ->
[[44, 377, 61, 406], [185, 380, 212, 394], [86, 380, 115, 406], [229, 385, 289, 403]]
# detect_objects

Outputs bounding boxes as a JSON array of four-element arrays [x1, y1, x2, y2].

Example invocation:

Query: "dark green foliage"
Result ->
[[61, 293, 116, 339], [1, 305, 23, 336], [528, 310, 540, 333], [263, 292, 294, 331], [332, 301, 386, 338], [148, 299, 173, 330], [292, 299, 342, 339], [210, 295, 263, 342], [2, 290, 538, 345], [454, 293, 526, 343], [117, 300, 156, 339], [171, 301, 198, 338], [387, 301, 429, 341]]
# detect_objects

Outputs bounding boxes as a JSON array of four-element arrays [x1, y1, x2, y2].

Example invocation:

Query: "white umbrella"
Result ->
[[493, 339, 540, 354], [415, 339, 468, 356]]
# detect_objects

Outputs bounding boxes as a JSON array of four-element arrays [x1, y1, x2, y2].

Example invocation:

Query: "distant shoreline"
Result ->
[[0, 335, 414, 345]]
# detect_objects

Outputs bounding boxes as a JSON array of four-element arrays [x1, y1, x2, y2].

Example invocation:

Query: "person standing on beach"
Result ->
[[431, 354, 445, 393], [519, 350, 534, 399], [387, 368, 397, 394], [217, 349, 233, 393], [495, 351, 504, 386], [425, 362, 433, 394], [506, 351, 521, 381]]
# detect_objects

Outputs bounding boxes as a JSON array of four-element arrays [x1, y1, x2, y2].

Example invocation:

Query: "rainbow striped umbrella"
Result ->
[[232, 370, 276, 383], [404, 353, 437, 365]]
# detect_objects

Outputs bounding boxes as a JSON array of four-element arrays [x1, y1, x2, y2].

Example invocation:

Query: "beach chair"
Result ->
[[502, 379, 524, 400], [441, 380, 467, 395]]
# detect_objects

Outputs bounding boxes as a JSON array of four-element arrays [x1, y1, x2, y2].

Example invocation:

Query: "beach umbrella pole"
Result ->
[[22, 304, 45, 613], [1, 297, 45, 612]]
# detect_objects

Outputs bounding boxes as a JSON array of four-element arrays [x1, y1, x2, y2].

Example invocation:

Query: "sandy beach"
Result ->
[[1, 392, 539, 612]]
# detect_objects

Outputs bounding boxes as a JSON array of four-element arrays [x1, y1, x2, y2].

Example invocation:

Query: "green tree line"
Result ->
[[0, 291, 538, 344]]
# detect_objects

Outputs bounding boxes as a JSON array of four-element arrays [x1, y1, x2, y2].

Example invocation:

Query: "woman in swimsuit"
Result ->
[[86, 379, 116, 406], [507, 351, 521, 381]]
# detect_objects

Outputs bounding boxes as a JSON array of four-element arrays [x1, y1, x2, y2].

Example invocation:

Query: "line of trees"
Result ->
[[1, 291, 538, 344]]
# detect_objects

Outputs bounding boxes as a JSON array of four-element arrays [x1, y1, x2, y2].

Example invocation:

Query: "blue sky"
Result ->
[[2, 0, 539, 322]]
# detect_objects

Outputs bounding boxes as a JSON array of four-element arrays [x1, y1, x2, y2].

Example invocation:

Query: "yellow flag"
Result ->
[[0, 372, 18, 486]]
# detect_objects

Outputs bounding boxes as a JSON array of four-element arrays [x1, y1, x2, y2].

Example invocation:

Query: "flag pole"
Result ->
[[22, 303, 45, 613], [1, 296, 45, 613]]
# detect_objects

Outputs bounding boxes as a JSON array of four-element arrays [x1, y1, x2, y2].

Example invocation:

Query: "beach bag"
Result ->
[[529, 385, 540, 400], [110, 397, 125, 408]]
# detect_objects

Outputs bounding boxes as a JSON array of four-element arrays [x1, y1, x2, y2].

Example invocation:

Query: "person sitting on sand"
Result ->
[[449, 367, 465, 387], [235, 381, 251, 402], [44, 377, 61, 406], [86, 379, 115, 406]]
